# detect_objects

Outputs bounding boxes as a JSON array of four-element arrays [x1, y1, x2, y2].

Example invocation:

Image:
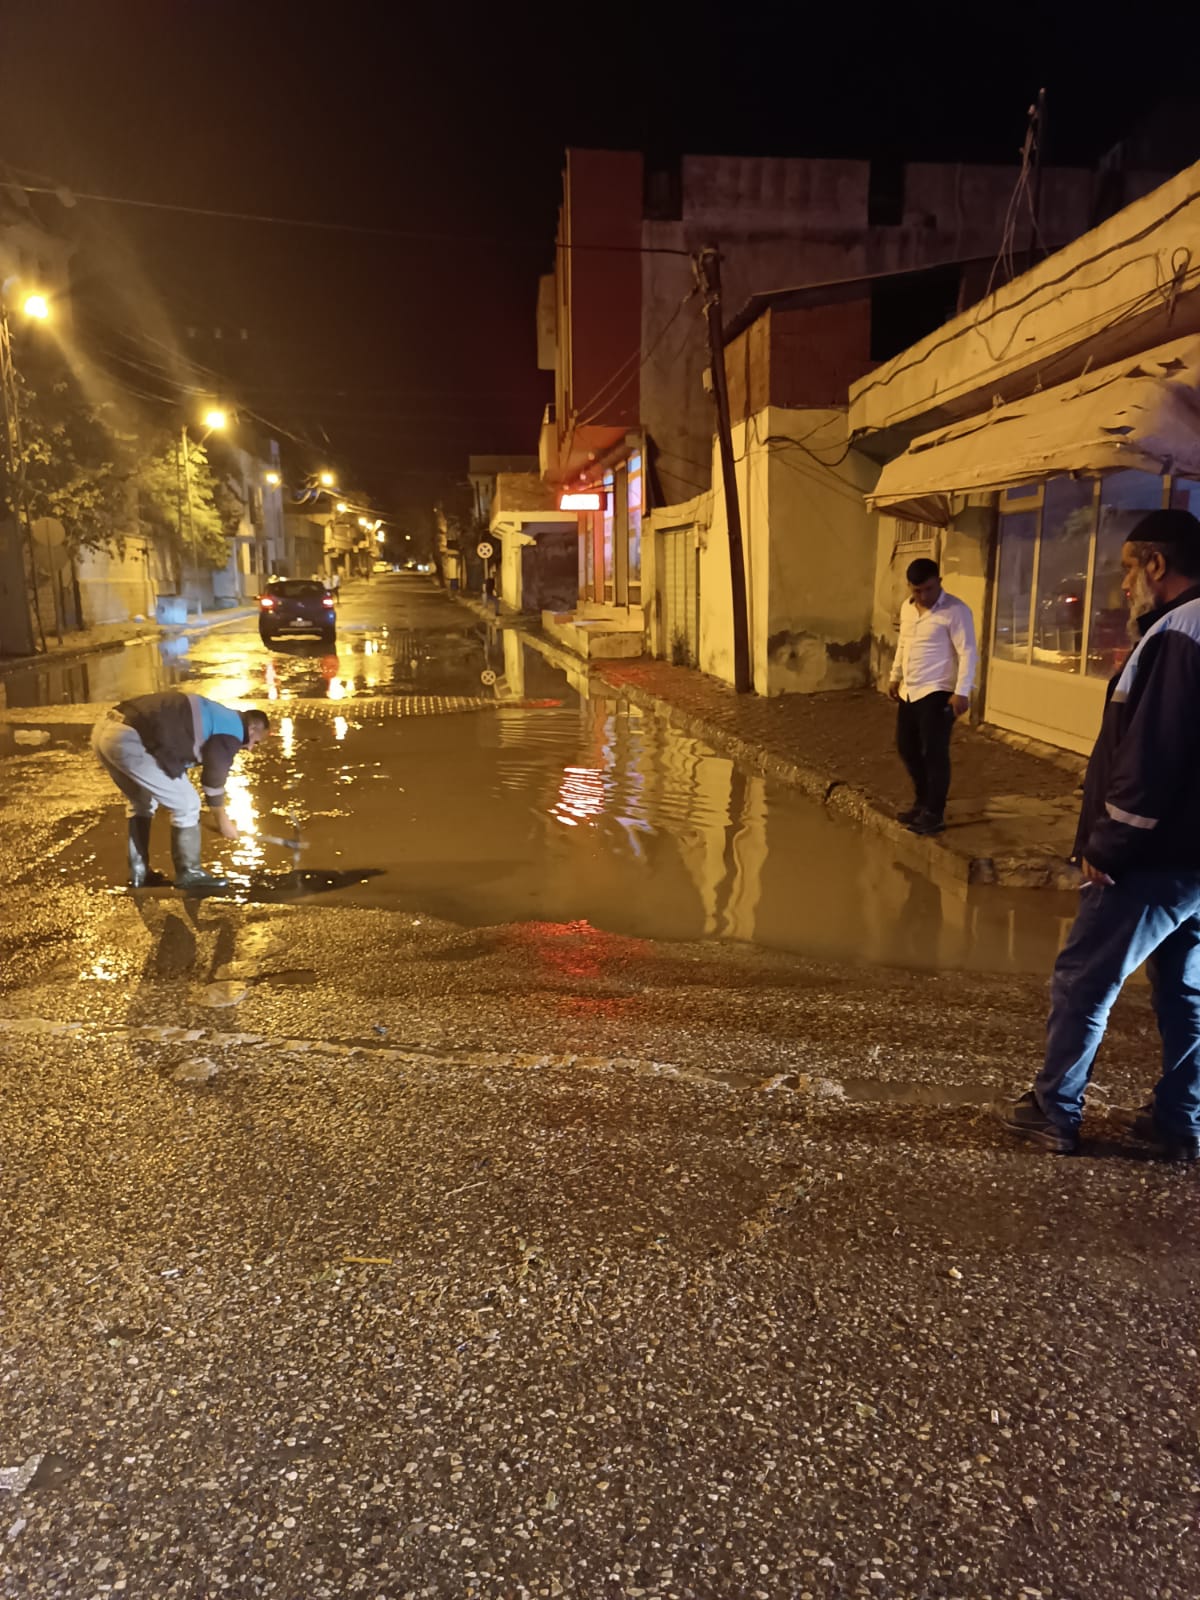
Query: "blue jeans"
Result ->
[[1035, 870, 1200, 1134]]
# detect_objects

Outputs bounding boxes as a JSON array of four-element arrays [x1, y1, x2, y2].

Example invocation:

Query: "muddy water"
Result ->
[[4, 582, 1077, 975], [63, 696, 1076, 975]]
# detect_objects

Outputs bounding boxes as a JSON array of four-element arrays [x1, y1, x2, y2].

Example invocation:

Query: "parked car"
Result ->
[[258, 578, 336, 646]]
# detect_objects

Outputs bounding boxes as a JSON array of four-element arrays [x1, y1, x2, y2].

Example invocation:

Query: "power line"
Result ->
[[1, 174, 692, 257]]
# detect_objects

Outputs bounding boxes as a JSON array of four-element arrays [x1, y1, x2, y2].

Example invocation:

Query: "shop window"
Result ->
[[1032, 477, 1096, 672], [1086, 470, 1166, 680], [993, 509, 1038, 662], [627, 451, 643, 591], [602, 470, 614, 603]]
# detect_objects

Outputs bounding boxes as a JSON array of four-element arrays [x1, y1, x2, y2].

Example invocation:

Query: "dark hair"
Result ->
[[1126, 509, 1200, 581], [906, 557, 940, 584], [243, 709, 271, 740]]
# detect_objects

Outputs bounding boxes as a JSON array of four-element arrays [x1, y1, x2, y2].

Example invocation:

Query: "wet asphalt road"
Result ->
[[1, 577, 1198, 1600]]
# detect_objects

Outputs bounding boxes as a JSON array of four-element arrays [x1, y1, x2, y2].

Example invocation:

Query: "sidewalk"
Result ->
[[0, 605, 259, 677], [591, 658, 1085, 890]]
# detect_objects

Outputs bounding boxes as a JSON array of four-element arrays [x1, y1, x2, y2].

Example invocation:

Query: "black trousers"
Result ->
[[896, 691, 955, 817]]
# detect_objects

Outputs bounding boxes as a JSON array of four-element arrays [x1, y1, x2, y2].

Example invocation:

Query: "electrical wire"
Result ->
[[1, 172, 692, 257], [573, 286, 700, 430], [853, 183, 1200, 404]]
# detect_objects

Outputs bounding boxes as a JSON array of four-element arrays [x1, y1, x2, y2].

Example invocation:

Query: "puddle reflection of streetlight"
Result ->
[[334, 716, 349, 742], [553, 766, 606, 827], [280, 716, 295, 760], [224, 770, 264, 876]]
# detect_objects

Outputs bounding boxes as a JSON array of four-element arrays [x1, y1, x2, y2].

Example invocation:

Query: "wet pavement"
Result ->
[[0, 574, 1078, 975], [1, 574, 1194, 1600]]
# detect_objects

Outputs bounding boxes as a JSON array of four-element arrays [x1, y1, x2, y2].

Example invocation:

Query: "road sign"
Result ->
[[476, 541, 493, 560], [480, 668, 497, 686]]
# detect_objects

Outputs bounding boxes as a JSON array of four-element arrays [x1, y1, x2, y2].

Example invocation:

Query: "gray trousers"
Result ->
[[91, 710, 201, 827]]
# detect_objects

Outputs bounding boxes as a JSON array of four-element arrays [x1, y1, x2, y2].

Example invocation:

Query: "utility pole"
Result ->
[[180, 423, 203, 617], [0, 306, 42, 653], [1026, 87, 1048, 272], [696, 246, 751, 694]]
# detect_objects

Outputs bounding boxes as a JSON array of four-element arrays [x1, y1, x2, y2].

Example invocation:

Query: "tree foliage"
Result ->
[[138, 432, 240, 570], [14, 362, 141, 556]]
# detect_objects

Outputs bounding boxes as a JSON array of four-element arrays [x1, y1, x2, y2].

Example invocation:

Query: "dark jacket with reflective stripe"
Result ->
[[1075, 585, 1200, 876], [115, 690, 246, 808]]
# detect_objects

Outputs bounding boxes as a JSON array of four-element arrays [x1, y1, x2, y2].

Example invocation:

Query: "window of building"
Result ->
[[627, 451, 642, 602], [602, 470, 614, 603], [992, 469, 1175, 678], [1032, 476, 1096, 672], [993, 508, 1038, 662]]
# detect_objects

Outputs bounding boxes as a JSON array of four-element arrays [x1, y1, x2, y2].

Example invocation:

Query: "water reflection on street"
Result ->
[[59, 693, 1075, 976], [6, 579, 1078, 976]]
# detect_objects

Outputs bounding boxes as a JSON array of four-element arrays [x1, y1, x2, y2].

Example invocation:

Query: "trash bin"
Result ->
[[155, 595, 188, 626]]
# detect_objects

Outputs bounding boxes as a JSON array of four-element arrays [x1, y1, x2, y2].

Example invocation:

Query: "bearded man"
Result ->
[[999, 508, 1200, 1160]]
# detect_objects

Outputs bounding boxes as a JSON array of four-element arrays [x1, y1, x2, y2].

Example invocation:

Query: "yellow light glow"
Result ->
[[336, 501, 348, 513], [319, 471, 335, 488], [328, 677, 346, 701], [375, 530, 385, 543], [280, 715, 295, 759], [334, 715, 348, 742], [265, 471, 281, 487], [357, 517, 369, 528], [203, 408, 228, 430], [22, 293, 50, 321]]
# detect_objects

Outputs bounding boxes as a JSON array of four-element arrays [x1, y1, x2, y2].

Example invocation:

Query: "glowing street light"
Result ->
[[375, 530, 385, 543], [357, 516, 369, 528], [319, 471, 335, 488], [22, 293, 50, 321], [203, 408, 227, 431], [265, 471, 281, 487], [336, 501, 348, 513]]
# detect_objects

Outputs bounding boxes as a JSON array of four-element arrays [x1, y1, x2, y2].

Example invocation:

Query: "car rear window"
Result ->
[[270, 581, 327, 598]]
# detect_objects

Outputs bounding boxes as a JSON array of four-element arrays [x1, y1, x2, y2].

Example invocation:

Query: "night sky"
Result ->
[[1, 0, 1198, 531]]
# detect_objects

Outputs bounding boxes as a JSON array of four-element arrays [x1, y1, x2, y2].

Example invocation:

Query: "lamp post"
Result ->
[[179, 408, 227, 616], [0, 288, 52, 652]]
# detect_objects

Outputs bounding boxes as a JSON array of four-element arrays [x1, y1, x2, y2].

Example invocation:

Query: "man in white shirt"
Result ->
[[887, 558, 978, 836]]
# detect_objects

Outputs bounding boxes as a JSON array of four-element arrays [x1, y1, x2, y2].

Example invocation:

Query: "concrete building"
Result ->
[[488, 474, 578, 616], [536, 146, 1139, 661], [851, 158, 1200, 755], [643, 289, 878, 693]]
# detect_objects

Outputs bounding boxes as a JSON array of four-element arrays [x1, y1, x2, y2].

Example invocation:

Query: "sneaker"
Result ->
[[995, 1091, 1079, 1155], [907, 809, 945, 836], [897, 805, 923, 825], [1111, 1104, 1200, 1162]]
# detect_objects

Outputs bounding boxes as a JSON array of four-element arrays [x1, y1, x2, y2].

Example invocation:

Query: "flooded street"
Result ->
[[2, 575, 1076, 973]]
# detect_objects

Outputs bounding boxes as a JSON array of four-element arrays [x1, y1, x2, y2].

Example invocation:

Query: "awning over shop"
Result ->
[[867, 338, 1200, 525]]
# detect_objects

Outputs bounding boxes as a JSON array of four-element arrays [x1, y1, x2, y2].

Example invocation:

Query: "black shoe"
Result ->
[[1111, 1104, 1200, 1162], [995, 1092, 1079, 1155], [897, 805, 923, 825], [907, 809, 945, 836]]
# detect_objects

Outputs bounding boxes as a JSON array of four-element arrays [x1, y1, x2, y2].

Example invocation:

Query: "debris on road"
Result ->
[[0, 1455, 43, 1497]]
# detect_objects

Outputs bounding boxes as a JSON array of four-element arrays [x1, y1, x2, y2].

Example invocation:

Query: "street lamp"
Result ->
[[375, 530, 385, 543], [319, 471, 335, 488], [180, 407, 228, 618], [265, 471, 280, 487], [0, 286, 55, 648], [336, 501, 348, 513]]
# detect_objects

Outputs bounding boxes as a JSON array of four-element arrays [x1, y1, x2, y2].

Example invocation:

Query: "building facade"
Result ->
[[852, 159, 1200, 754]]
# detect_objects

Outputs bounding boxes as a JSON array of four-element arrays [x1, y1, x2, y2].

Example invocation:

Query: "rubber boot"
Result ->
[[171, 824, 229, 893], [127, 816, 169, 888]]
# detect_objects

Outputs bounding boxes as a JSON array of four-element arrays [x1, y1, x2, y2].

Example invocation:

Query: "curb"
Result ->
[[0, 609, 256, 679], [591, 673, 1078, 894]]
